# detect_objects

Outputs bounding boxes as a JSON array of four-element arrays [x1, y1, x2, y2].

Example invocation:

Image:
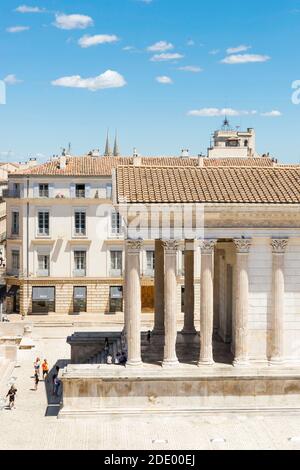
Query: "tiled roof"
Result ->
[[116, 166, 300, 204], [13, 155, 276, 177]]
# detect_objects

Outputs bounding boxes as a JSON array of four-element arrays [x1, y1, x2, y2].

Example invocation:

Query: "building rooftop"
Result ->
[[12, 155, 277, 177], [115, 166, 300, 204]]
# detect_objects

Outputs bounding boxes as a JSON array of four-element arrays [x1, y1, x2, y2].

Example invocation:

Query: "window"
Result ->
[[74, 211, 86, 236], [146, 251, 155, 275], [12, 211, 19, 235], [74, 251, 86, 277], [32, 287, 55, 314], [12, 250, 20, 271], [38, 211, 49, 236], [109, 286, 123, 313], [110, 251, 122, 276], [225, 140, 239, 147], [76, 184, 85, 198], [39, 184, 49, 198], [111, 211, 122, 236], [73, 287, 87, 313], [13, 183, 20, 198], [37, 255, 49, 276]]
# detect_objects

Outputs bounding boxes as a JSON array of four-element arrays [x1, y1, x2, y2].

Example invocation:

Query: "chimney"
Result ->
[[133, 148, 142, 166], [181, 149, 189, 158], [198, 155, 204, 167], [59, 155, 67, 170]]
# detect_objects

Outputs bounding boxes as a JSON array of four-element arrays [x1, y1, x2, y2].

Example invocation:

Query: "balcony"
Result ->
[[37, 269, 50, 277], [110, 269, 123, 278], [39, 190, 49, 198], [143, 269, 154, 277], [3, 189, 21, 198], [75, 190, 86, 199], [73, 269, 86, 277]]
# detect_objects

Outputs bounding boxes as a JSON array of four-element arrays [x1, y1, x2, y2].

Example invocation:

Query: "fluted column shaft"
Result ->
[[182, 240, 197, 335], [126, 240, 143, 367], [198, 240, 216, 366], [270, 239, 288, 364], [162, 240, 179, 367], [153, 239, 165, 335], [233, 239, 251, 366]]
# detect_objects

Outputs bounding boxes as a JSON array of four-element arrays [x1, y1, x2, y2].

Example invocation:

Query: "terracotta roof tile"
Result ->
[[116, 166, 300, 204], [13, 156, 277, 177]]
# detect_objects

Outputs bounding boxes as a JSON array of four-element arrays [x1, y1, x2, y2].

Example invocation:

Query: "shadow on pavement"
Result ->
[[44, 359, 70, 418]]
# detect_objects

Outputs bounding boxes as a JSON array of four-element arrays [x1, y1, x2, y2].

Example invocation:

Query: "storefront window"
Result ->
[[109, 286, 123, 314], [73, 287, 87, 313], [32, 287, 55, 314]]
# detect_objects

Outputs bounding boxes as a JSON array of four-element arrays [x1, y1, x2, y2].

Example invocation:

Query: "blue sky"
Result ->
[[1, 0, 300, 162]]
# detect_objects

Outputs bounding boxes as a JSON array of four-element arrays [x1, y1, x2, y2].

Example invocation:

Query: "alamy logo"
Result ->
[[0, 81, 6, 105], [292, 80, 300, 105]]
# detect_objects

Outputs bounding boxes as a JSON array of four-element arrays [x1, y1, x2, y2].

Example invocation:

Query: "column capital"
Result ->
[[199, 239, 216, 255], [126, 239, 143, 252], [162, 240, 179, 253], [234, 238, 251, 254], [271, 238, 288, 254]]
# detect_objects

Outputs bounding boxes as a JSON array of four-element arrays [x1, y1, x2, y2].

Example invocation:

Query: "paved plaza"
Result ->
[[1, 323, 300, 450]]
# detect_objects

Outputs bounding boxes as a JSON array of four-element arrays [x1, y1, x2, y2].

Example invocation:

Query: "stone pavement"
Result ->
[[2, 324, 300, 450]]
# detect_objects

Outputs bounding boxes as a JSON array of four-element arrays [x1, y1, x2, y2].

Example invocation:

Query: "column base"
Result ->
[[233, 358, 249, 368], [198, 359, 215, 367], [126, 360, 143, 368], [152, 329, 164, 336], [181, 328, 197, 335], [162, 359, 179, 368], [269, 357, 285, 366]]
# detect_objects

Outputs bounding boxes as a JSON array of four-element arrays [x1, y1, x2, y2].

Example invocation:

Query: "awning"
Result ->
[[6, 285, 20, 297]]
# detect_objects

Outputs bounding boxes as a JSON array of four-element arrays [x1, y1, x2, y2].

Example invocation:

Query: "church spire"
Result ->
[[113, 130, 120, 157], [104, 130, 112, 157]]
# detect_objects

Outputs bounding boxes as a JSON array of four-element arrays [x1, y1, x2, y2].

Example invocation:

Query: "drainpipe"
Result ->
[[25, 178, 30, 319]]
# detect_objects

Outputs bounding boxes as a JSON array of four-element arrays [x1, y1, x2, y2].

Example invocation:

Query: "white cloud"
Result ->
[[221, 54, 270, 64], [150, 53, 184, 62], [187, 39, 195, 46], [147, 41, 174, 52], [6, 26, 30, 33], [54, 14, 93, 30], [156, 76, 173, 84], [78, 34, 119, 48], [51, 70, 127, 91], [226, 45, 251, 54], [4, 74, 23, 85], [15, 5, 45, 13], [209, 49, 220, 55], [178, 66, 202, 73], [260, 110, 282, 117], [188, 108, 257, 117]]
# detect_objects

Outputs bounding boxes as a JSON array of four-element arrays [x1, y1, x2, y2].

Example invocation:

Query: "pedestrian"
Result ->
[[34, 357, 41, 378], [53, 376, 60, 397], [42, 359, 49, 380], [6, 385, 17, 409], [147, 330, 151, 343], [34, 371, 39, 391], [107, 354, 113, 364]]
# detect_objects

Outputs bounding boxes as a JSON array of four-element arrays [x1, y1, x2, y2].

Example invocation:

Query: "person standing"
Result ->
[[6, 385, 17, 409], [53, 376, 60, 397], [34, 372, 39, 391], [34, 357, 41, 378], [42, 359, 49, 380]]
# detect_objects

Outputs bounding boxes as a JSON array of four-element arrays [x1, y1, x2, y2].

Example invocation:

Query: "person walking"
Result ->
[[34, 357, 41, 378], [6, 385, 17, 409], [34, 371, 39, 391], [53, 376, 60, 397], [42, 359, 49, 380]]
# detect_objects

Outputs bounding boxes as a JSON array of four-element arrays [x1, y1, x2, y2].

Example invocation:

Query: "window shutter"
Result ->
[[33, 183, 39, 198], [49, 183, 54, 198], [70, 183, 75, 198], [85, 183, 91, 198], [106, 184, 112, 199]]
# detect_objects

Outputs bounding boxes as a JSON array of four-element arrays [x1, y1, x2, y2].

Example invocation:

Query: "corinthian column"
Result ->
[[162, 240, 179, 367], [153, 239, 165, 335], [126, 240, 143, 367], [233, 238, 251, 366], [270, 239, 288, 364], [198, 240, 216, 366], [182, 240, 197, 335]]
